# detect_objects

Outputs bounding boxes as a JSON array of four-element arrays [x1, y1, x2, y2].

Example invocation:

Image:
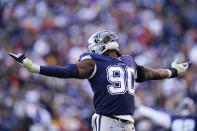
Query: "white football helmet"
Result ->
[[87, 31, 120, 54]]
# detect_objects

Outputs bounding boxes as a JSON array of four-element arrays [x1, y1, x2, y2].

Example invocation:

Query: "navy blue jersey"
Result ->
[[79, 53, 137, 115], [171, 115, 197, 131]]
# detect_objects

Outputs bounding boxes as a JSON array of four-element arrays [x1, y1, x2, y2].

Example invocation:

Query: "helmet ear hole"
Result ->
[[92, 50, 95, 53], [95, 39, 98, 43]]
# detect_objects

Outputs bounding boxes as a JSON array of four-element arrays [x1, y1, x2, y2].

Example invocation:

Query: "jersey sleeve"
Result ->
[[79, 52, 107, 62], [78, 53, 93, 62], [121, 55, 145, 83], [78, 53, 98, 79], [40, 64, 79, 78], [121, 55, 138, 79]]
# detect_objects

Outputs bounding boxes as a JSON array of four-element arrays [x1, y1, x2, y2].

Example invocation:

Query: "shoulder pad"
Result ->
[[79, 53, 107, 62], [121, 55, 136, 68], [79, 53, 92, 62], [121, 55, 138, 79]]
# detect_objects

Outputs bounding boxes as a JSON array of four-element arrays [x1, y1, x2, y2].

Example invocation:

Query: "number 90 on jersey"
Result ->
[[106, 66, 135, 95]]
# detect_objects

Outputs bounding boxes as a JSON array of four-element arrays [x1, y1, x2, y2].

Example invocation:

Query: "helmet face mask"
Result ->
[[87, 31, 120, 54]]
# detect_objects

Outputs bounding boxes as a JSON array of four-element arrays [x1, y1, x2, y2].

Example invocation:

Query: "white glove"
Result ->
[[170, 58, 191, 77], [9, 53, 40, 73], [22, 58, 40, 73]]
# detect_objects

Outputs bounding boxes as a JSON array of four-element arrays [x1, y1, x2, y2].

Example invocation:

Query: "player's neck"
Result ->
[[104, 50, 118, 58]]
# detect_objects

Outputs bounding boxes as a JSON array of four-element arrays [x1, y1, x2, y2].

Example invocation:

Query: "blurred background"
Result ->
[[0, 0, 197, 130]]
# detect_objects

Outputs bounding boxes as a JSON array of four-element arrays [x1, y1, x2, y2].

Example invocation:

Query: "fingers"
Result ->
[[9, 53, 17, 57], [188, 61, 192, 68], [174, 58, 178, 63], [173, 58, 192, 67], [171, 58, 179, 67], [18, 54, 26, 63], [9, 53, 26, 63], [9, 53, 19, 61], [171, 58, 192, 75], [182, 61, 192, 69]]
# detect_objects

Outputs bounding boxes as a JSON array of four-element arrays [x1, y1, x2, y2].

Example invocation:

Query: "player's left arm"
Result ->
[[136, 59, 191, 82]]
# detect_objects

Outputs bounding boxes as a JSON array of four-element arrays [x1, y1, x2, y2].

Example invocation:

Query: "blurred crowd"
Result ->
[[1, 0, 197, 130]]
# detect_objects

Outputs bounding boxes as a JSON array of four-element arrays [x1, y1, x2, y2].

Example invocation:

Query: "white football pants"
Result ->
[[91, 114, 135, 131]]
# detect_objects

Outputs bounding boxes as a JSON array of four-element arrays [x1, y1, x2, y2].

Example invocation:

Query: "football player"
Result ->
[[135, 97, 197, 131], [9, 31, 191, 131]]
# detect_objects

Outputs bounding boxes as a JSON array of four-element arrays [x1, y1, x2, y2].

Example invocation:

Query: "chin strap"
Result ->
[[101, 41, 119, 54]]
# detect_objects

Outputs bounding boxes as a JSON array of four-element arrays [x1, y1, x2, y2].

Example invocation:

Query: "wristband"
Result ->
[[166, 69, 172, 78], [136, 65, 145, 82], [168, 68, 178, 78]]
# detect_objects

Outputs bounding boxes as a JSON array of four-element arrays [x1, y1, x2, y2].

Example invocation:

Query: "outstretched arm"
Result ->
[[39, 59, 95, 79], [9, 53, 95, 79], [136, 59, 191, 82], [136, 105, 171, 129], [143, 67, 171, 80]]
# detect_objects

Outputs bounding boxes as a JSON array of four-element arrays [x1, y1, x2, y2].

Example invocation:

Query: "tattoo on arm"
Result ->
[[144, 67, 169, 81]]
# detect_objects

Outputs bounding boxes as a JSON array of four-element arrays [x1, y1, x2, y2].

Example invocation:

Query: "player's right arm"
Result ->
[[9, 53, 95, 79]]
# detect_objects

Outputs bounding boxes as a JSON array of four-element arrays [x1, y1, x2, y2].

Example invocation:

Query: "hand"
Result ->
[[9, 53, 26, 64], [9, 53, 40, 73], [171, 58, 191, 76]]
